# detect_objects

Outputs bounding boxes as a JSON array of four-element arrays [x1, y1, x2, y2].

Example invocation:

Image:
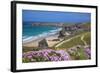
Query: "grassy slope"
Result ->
[[77, 47, 88, 60], [83, 32, 91, 45], [56, 35, 84, 49], [55, 31, 90, 60], [81, 22, 90, 28], [70, 47, 88, 60], [55, 32, 90, 49]]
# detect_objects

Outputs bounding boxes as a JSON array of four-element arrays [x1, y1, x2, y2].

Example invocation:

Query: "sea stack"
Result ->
[[38, 39, 48, 49], [58, 28, 66, 38]]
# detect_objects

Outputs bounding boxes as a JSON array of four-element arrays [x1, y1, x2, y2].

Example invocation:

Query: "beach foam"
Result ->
[[23, 28, 62, 43]]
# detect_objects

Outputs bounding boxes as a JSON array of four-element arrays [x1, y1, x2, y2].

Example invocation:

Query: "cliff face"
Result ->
[[32, 22, 64, 27], [64, 23, 90, 31], [31, 22, 90, 31]]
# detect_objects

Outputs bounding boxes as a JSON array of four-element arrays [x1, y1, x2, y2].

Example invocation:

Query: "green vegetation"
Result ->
[[53, 31, 87, 49], [69, 47, 88, 60], [76, 48, 88, 60], [83, 32, 91, 45], [55, 32, 90, 49], [81, 22, 90, 28], [23, 47, 40, 52], [56, 35, 84, 49], [22, 58, 30, 63]]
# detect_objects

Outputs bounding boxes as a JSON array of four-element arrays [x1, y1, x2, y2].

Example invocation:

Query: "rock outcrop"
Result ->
[[38, 39, 48, 49]]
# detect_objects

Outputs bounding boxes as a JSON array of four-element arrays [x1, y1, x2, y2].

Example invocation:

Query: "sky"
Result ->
[[22, 10, 91, 23]]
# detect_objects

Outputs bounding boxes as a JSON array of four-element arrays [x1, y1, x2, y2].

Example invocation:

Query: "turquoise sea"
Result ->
[[23, 22, 61, 43]]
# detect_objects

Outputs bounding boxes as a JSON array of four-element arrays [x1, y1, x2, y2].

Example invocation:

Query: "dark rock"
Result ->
[[38, 39, 48, 49], [52, 39, 60, 41], [58, 28, 66, 38]]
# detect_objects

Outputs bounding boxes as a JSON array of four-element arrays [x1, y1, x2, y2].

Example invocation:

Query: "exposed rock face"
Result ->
[[38, 39, 48, 49], [32, 22, 64, 27], [64, 23, 90, 32], [58, 28, 66, 38], [64, 24, 81, 31]]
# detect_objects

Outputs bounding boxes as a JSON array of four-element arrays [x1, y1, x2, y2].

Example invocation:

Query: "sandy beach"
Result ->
[[23, 34, 62, 47]]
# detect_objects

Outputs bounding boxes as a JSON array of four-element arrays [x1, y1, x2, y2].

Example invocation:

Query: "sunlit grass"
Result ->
[[55, 32, 90, 49]]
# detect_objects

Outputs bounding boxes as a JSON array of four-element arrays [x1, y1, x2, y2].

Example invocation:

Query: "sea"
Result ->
[[22, 22, 62, 43]]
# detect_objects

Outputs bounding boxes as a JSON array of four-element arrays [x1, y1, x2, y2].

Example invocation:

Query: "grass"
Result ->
[[55, 32, 90, 50], [81, 22, 90, 28], [53, 31, 88, 49], [56, 35, 84, 49], [23, 46, 41, 53], [76, 48, 88, 60], [70, 47, 88, 60], [83, 32, 91, 45]]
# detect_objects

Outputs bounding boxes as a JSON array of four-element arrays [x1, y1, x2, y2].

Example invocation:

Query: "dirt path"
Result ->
[[81, 34, 87, 46], [55, 35, 80, 48]]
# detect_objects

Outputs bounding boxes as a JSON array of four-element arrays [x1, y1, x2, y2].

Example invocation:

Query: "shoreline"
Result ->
[[23, 28, 62, 43], [23, 33, 62, 47]]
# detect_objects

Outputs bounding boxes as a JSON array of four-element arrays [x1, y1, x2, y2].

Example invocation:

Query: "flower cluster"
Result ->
[[23, 49, 71, 63], [84, 47, 91, 59], [67, 45, 91, 60]]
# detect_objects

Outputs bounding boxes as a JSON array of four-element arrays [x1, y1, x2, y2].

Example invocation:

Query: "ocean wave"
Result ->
[[23, 28, 62, 43]]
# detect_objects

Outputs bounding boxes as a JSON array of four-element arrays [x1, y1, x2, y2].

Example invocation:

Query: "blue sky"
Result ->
[[22, 10, 91, 23]]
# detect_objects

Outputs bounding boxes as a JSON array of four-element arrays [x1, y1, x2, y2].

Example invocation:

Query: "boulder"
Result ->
[[38, 39, 48, 49], [58, 28, 66, 38]]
